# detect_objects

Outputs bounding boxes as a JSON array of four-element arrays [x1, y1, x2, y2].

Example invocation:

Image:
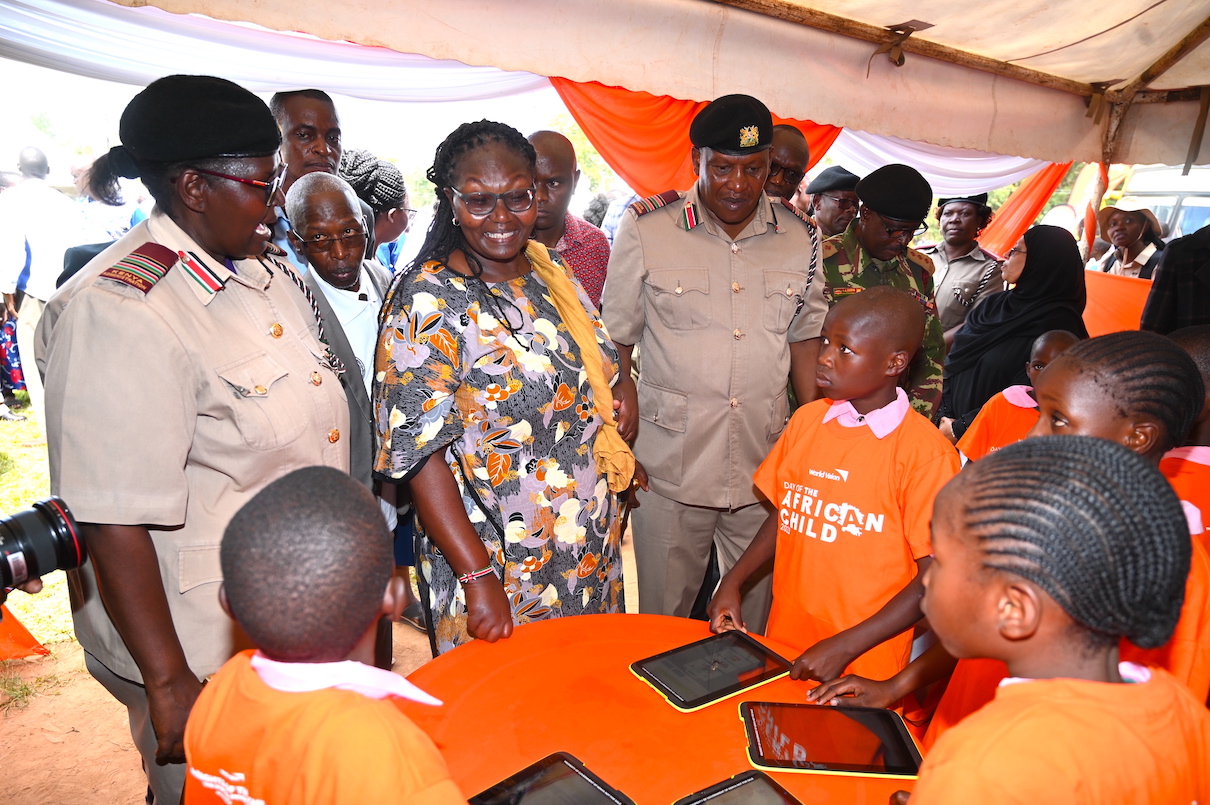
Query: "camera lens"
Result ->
[[0, 497, 86, 588]]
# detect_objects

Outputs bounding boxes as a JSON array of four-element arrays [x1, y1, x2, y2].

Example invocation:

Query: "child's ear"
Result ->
[[996, 580, 1042, 642], [1125, 419, 1162, 456], [885, 349, 911, 377], [382, 575, 408, 622]]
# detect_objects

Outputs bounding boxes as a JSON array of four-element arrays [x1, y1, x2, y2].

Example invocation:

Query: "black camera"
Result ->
[[0, 497, 86, 588]]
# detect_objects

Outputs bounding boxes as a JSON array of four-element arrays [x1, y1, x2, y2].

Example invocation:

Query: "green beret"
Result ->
[[806, 166, 860, 194], [937, 193, 989, 208], [690, 94, 772, 155], [856, 164, 933, 222], [117, 75, 280, 167]]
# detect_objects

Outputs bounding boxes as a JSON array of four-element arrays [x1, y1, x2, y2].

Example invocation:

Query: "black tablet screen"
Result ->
[[634, 631, 790, 708], [676, 771, 801, 805], [743, 702, 920, 776], [471, 754, 632, 805]]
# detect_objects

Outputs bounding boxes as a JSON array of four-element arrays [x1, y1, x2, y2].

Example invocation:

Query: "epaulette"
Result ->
[[97, 242, 178, 294], [629, 190, 682, 216], [906, 247, 935, 275], [778, 198, 814, 226], [264, 242, 288, 258]]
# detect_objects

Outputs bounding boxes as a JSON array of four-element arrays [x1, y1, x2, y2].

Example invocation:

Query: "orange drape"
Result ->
[[549, 78, 842, 198], [1083, 271, 1150, 336], [0, 605, 49, 660], [980, 162, 1074, 257]]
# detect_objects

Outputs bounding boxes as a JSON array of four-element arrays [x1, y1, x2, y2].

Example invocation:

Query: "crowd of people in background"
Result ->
[[2, 74, 1209, 805]]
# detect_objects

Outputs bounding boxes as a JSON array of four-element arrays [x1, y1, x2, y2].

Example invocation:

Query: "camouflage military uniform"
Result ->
[[820, 222, 945, 419]]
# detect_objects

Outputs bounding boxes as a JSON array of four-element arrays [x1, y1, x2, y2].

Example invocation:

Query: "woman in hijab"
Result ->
[[938, 225, 1089, 441]]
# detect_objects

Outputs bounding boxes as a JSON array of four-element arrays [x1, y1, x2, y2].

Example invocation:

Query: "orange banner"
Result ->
[[0, 605, 49, 660], [1083, 270, 1150, 336], [550, 78, 842, 198], [980, 162, 1074, 257]]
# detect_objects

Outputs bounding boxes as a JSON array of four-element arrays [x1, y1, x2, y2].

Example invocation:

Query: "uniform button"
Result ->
[[327, 429, 341, 443], [730, 242, 739, 254], [311, 372, 323, 386], [733, 329, 744, 339], [270, 323, 283, 338], [253, 385, 267, 395], [786, 286, 795, 296], [675, 285, 684, 295], [730, 398, 740, 408], [732, 282, 741, 293]]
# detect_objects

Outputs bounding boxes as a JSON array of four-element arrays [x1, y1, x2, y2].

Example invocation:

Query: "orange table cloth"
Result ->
[[400, 613, 913, 804]]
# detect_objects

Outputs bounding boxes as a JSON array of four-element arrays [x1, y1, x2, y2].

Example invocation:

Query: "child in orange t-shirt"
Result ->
[[955, 329, 1080, 461], [904, 436, 1210, 804], [1166, 325, 1210, 552], [183, 467, 465, 805], [707, 286, 959, 684], [811, 330, 1210, 740]]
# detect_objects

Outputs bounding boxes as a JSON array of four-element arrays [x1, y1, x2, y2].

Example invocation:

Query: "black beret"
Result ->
[[690, 94, 772, 155], [937, 193, 989, 208], [855, 164, 933, 222], [117, 75, 280, 165], [806, 165, 860, 194]]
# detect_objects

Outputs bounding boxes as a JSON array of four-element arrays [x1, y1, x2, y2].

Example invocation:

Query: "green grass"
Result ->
[[0, 666, 61, 713]]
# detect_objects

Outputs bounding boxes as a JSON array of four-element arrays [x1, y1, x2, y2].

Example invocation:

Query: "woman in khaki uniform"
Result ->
[[37, 76, 350, 804]]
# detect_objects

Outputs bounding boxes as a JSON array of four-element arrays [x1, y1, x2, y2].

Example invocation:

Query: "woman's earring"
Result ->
[[452, 215, 460, 226]]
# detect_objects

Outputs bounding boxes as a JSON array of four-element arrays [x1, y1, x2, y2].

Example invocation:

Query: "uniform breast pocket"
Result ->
[[762, 270, 805, 333], [215, 352, 309, 451], [645, 268, 711, 330]]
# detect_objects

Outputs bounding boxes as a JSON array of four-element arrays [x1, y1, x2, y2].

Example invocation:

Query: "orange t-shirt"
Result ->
[[910, 666, 1210, 804], [184, 651, 465, 805], [955, 385, 1039, 462], [921, 658, 1008, 751], [755, 398, 960, 680], [1162, 446, 1210, 552]]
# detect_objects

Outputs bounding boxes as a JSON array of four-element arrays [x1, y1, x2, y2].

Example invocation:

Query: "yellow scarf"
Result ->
[[525, 240, 635, 493]]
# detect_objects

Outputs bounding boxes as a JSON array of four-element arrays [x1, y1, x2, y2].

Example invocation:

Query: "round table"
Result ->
[[401, 613, 913, 803]]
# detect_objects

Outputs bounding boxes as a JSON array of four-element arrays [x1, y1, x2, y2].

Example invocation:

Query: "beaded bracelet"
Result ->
[[457, 565, 497, 585]]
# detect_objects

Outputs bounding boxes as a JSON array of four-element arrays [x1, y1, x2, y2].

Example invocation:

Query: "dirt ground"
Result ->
[[0, 537, 639, 804]]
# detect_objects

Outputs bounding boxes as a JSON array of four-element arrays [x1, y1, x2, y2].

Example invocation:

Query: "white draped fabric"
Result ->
[[0, 0, 550, 101], [826, 129, 1053, 195]]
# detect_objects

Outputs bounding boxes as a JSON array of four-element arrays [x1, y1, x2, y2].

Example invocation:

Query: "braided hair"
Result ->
[[339, 148, 407, 215], [957, 435, 1189, 649], [1057, 330, 1205, 452], [411, 120, 537, 273]]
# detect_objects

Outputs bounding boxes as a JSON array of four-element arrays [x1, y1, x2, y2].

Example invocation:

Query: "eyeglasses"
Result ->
[[820, 193, 859, 211], [451, 186, 536, 218], [1006, 245, 1027, 258], [768, 162, 805, 187], [871, 210, 928, 240], [193, 164, 287, 207], [299, 228, 367, 253]]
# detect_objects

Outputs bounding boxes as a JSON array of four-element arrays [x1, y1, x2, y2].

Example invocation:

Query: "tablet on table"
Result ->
[[469, 751, 636, 805], [630, 630, 792, 712], [672, 769, 802, 805], [740, 701, 922, 779]]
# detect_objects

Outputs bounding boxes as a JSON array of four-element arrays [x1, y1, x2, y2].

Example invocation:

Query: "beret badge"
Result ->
[[739, 125, 760, 149]]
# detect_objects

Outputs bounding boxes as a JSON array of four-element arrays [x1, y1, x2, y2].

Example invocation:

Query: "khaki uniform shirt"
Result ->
[[602, 187, 827, 509], [919, 241, 1002, 331], [820, 223, 945, 419], [38, 213, 350, 682]]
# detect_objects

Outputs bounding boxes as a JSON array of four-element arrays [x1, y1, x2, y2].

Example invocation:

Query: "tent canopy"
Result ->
[[78, 0, 1210, 166]]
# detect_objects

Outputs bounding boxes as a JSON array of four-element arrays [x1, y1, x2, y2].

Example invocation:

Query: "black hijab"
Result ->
[[945, 225, 1089, 376]]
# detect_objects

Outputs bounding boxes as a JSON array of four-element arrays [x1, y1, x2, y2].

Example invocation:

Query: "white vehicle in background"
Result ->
[[1111, 165, 1210, 240]]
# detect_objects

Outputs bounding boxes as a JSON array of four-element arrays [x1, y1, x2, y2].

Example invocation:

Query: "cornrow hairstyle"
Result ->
[[339, 148, 407, 215], [1057, 330, 1205, 452], [410, 120, 537, 274], [959, 435, 1190, 649]]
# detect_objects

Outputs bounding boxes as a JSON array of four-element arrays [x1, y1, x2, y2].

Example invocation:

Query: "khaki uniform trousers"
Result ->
[[632, 489, 773, 633]]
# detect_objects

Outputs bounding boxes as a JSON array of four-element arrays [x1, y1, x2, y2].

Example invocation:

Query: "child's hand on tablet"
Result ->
[[790, 633, 860, 681], [805, 673, 901, 709], [706, 581, 746, 634], [890, 791, 910, 804]]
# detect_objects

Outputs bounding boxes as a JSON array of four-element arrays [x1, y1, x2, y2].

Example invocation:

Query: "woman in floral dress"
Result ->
[[374, 121, 631, 655]]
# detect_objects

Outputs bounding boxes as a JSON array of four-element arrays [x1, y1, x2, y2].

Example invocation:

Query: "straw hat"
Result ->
[[1097, 203, 1162, 241]]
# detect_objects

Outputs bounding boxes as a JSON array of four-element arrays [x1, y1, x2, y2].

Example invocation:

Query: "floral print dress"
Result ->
[[374, 257, 625, 654]]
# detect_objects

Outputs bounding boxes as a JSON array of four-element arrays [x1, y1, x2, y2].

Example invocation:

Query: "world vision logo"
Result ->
[[808, 468, 849, 482]]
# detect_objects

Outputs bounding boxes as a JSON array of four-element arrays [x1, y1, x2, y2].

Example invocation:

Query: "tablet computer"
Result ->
[[630, 631, 792, 712], [672, 770, 802, 805], [469, 752, 636, 805], [740, 701, 922, 779]]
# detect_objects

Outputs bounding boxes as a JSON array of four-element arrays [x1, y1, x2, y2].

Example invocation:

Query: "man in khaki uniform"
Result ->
[[603, 95, 827, 631], [37, 76, 350, 805]]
